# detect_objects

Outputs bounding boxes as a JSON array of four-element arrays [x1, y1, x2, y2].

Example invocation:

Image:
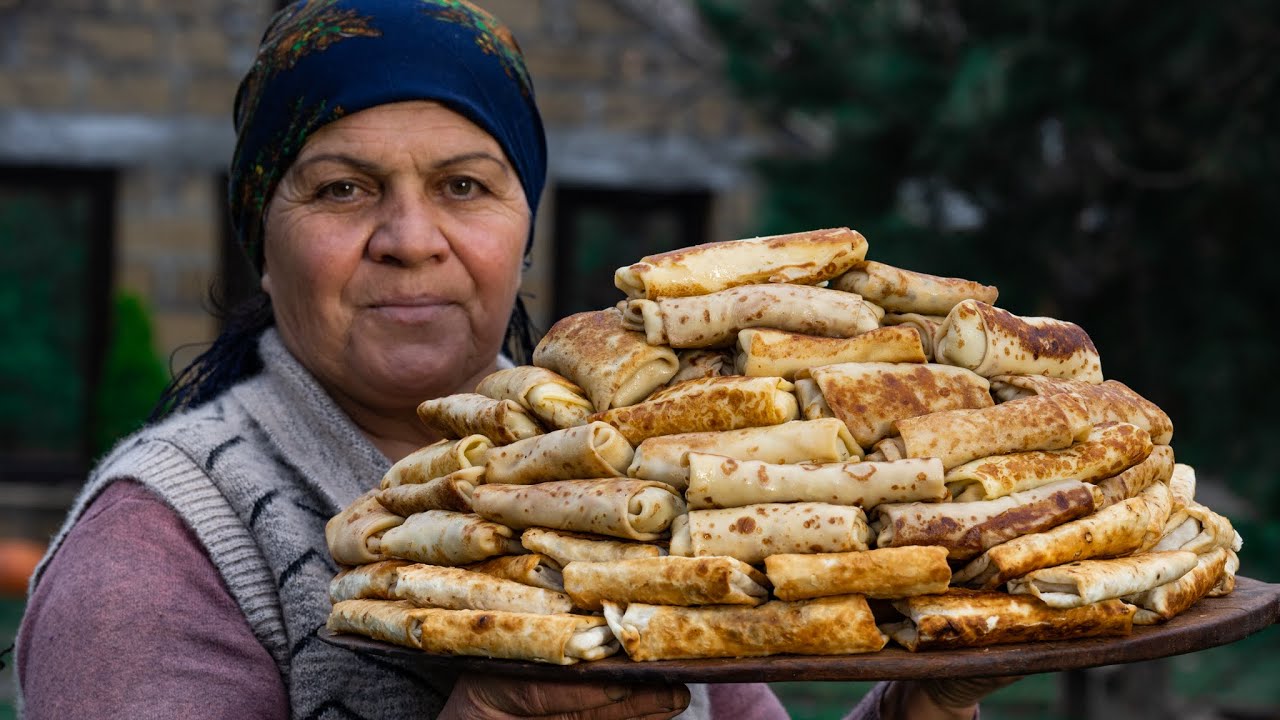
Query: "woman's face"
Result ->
[[262, 101, 529, 418]]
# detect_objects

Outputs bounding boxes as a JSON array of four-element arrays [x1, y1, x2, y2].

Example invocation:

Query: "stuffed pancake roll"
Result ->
[[391, 564, 573, 614], [883, 591, 1134, 651], [380, 435, 492, 489], [734, 326, 926, 380], [472, 479, 685, 541], [519, 527, 665, 566], [831, 261, 998, 316], [934, 300, 1103, 382], [685, 454, 945, 510], [1007, 551, 1198, 609], [989, 375, 1172, 444], [379, 510, 523, 566], [417, 394, 542, 445], [765, 546, 951, 601], [484, 422, 633, 485], [591, 375, 799, 445], [376, 466, 483, 516], [325, 491, 405, 566], [670, 502, 871, 565], [462, 553, 565, 593], [329, 560, 414, 603], [563, 556, 769, 610], [475, 366, 594, 430]]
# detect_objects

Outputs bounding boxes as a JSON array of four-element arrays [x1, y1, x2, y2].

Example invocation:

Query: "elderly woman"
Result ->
[[17, 2, 1008, 719]]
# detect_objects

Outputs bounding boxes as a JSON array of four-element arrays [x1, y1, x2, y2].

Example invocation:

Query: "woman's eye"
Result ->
[[445, 177, 485, 199], [319, 180, 361, 201]]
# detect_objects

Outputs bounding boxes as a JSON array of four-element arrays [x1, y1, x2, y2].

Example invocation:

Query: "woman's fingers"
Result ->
[[442, 673, 690, 719]]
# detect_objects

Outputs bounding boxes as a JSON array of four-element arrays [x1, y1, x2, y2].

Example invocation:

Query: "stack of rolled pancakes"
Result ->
[[324, 227, 1242, 663]]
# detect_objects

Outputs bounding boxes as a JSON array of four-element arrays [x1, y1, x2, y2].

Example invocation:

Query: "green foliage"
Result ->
[[699, 0, 1280, 524], [92, 293, 170, 456]]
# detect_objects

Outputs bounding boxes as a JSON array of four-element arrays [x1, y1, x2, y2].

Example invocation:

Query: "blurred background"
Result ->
[[0, 0, 1276, 717]]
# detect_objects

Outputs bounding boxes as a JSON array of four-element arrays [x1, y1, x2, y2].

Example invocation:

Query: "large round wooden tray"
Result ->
[[320, 576, 1280, 682]]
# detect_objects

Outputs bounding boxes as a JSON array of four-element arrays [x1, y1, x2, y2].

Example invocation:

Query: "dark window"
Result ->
[[0, 167, 115, 484], [551, 185, 712, 318]]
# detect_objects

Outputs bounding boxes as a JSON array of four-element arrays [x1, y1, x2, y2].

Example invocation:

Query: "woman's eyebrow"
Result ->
[[433, 151, 511, 174], [291, 153, 383, 175]]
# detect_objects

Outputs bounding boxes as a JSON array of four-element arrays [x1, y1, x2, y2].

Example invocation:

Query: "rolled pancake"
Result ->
[[329, 560, 413, 603], [380, 435, 492, 489], [1095, 445, 1175, 508], [520, 527, 665, 566], [831, 261, 998, 316], [670, 502, 871, 565], [989, 375, 1172, 444], [685, 454, 945, 510], [628, 418, 860, 491], [1124, 547, 1231, 624], [805, 362, 993, 449], [934, 300, 1103, 382], [329, 599, 618, 664], [475, 366, 594, 430], [871, 437, 907, 462], [484, 422, 633, 485], [590, 375, 799, 445], [614, 227, 868, 299], [765, 546, 951, 601], [377, 466, 483, 515], [463, 553, 565, 592], [325, 491, 405, 566], [794, 378, 834, 420], [668, 349, 733, 385], [1007, 551, 1198, 608], [945, 422, 1153, 502], [417, 394, 542, 445], [1168, 463, 1197, 513], [954, 482, 1173, 589], [392, 564, 573, 614], [1207, 549, 1240, 597], [874, 479, 1099, 561], [734, 327, 926, 379], [621, 284, 881, 348], [532, 309, 679, 412], [883, 591, 1134, 651], [379, 510, 523, 566], [880, 313, 946, 361], [471, 478, 685, 541], [897, 392, 1092, 470], [603, 595, 886, 661], [1151, 502, 1241, 555], [564, 556, 769, 610]]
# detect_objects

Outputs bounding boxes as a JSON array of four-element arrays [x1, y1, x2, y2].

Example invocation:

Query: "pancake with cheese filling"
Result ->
[[484, 422, 633, 485], [379, 510, 523, 566], [475, 366, 594, 429], [734, 326, 926, 379], [391, 564, 573, 614], [563, 556, 769, 610], [325, 490, 405, 566], [621, 284, 881, 348], [614, 227, 868, 299], [934, 300, 1103, 382], [603, 595, 886, 660], [669, 502, 871, 565], [590, 375, 799, 445], [532, 308, 679, 412], [684, 454, 945, 510], [376, 466, 483, 515], [380, 435, 492, 489], [831, 261, 998, 316], [417, 394, 542, 445], [472, 478, 685, 541], [1007, 551, 1198, 608], [766, 546, 951, 601]]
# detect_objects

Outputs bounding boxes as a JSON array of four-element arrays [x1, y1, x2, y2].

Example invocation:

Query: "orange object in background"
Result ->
[[0, 538, 46, 596]]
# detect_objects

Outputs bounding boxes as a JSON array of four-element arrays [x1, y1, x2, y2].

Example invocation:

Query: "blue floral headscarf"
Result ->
[[228, 0, 547, 270]]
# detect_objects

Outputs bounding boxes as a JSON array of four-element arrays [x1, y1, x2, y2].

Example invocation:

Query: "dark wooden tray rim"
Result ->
[[319, 576, 1280, 682]]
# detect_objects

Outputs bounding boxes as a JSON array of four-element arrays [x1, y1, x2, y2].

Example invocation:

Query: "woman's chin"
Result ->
[[356, 348, 491, 404]]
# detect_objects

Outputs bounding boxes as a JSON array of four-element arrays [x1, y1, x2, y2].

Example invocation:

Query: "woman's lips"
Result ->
[[368, 297, 456, 323]]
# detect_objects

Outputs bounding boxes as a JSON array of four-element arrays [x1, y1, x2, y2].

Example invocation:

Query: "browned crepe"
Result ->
[[627, 418, 860, 490], [329, 560, 413, 603], [380, 435, 492, 489], [881, 313, 947, 361], [520, 527, 665, 566], [462, 553, 565, 592], [1007, 551, 1198, 608], [532, 308, 679, 412], [325, 490, 405, 566], [669, 502, 871, 565], [804, 362, 993, 449], [874, 479, 1099, 561], [484, 421, 634, 485], [794, 377, 834, 420], [1095, 445, 1175, 508], [989, 375, 1173, 444], [471, 478, 686, 541], [1151, 501, 1242, 556], [831, 261, 998, 316], [1123, 547, 1231, 624], [945, 422, 1153, 501], [563, 556, 770, 610], [621, 284, 882, 348], [897, 392, 1092, 470], [734, 327, 926, 379], [391, 564, 573, 614], [934, 300, 1103, 382], [475, 366, 594, 430], [379, 510, 523, 566], [603, 595, 887, 661], [1168, 463, 1197, 514], [954, 482, 1173, 589], [884, 590, 1134, 651], [416, 393, 543, 445], [614, 227, 868, 299], [667, 349, 733, 386], [684, 453, 946, 510], [765, 546, 951, 601], [376, 466, 483, 516], [328, 599, 619, 664], [590, 375, 799, 445]]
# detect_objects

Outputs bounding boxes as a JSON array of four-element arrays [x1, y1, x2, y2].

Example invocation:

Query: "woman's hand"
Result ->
[[881, 676, 1023, 720], [439, 673, 690, 720]]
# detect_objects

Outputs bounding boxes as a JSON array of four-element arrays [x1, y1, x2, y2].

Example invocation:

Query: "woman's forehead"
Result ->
[[300, 101, 504, 158]]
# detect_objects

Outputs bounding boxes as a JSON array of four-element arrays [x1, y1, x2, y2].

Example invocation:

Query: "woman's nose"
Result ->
[[366, 187, 451, 267]]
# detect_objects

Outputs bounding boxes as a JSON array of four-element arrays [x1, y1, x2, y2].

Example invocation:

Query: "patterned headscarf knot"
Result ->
[[228, 0, 547, 271]]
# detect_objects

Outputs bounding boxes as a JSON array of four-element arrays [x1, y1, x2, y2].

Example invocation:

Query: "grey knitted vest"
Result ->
[[26, 329, 709, 719]]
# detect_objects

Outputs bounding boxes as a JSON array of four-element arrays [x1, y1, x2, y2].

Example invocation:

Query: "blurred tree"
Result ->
[[92, 293, 170, 456], [698, 0, 1280, 524]]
